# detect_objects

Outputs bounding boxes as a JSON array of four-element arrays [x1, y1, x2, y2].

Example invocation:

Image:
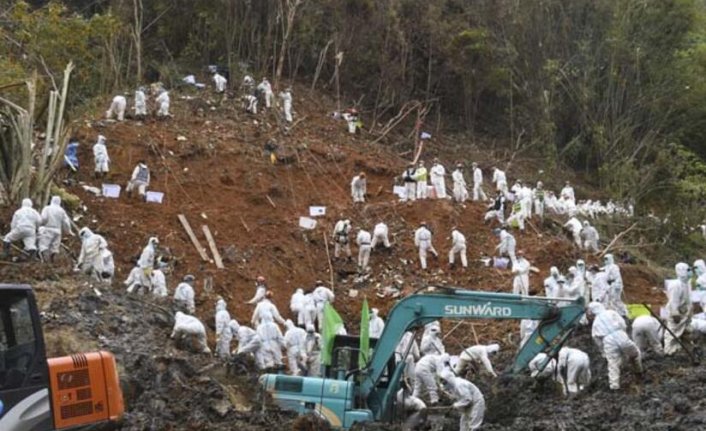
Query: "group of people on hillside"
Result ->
[[4, 71, 706, 431], [105, 85, 170, 121]]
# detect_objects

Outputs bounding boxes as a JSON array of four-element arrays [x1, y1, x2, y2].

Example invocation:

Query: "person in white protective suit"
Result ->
[[251, 292, 286, 327], [430, 159, 447, 199], [454, 344, 500, 378], [603, 254, 627, 316], [38, 196, 73, 262], [299, 292, 317, 330], [581, 221, 600, 253], [151, 267, 168, 297], [92, 135, 110, 178], [106, 95, 127, 121], [631, 315, 664, 356], [471, 162, 487, 201], [562, 268, 582, 300], [589, 266, 610, 305], [492, 167, 508, 195], [588, 302, 642, 390], [528, 352, 557, 380], [126, 161, 150, 198], [257, 78, 274, 108], [350, 173, 367, 203], [290, 288, 305, 325], [412, 353, 450, 404], [75, 227, 108, 277], [414, 222, 438, 270], [520, 183, 533, 219], [312, 281, 335, 329], [235, 323, 266, 369], [415, 161, 429, 199], [448, 227, 468, 269], [242, 94, 258, 114], [280, 87, 293, 122], [693, 259, 706, 290], [332, 219, 352, 259], [494, 228, 517, 265], [124, 266, 146, 293], [506, 198, 526, 232], [420, 321, 445, 355], [401, 163, 417, 202], [484, 192, 505, 224], [451, 163, 469, 203], [134, 88, 147, 119], [134, 236, 158, 292], [242, 74, 255, 89], [3, 198, 41, 258], [256, 315, 284, 368], [99, 248, 114, 283], [213, 72, 228, 93], [171, 312, 210, 354], [512, 251, 531, 296], [155, 90, 170, 117], [371, 222, 391, 250], [214, 298, 232, 358], [303, 324, 322, 376], [369, 308, 385, 338], [564, 217, 583, 248], [174, 274, 196, 313], [395, 331, 420, 384], [356, 228, 372, 273], [396, 386, 426, 414], [283, 320, 307, 375], [543, 266, 561, 298], [246, 275, 268, 304], [664, 262, 692, 355], [557, 347, 591, 395], [561, 181, 575, 202], [533, 181, 545, 219], [216, 319, 239, 360], [519, 319, 539, 347], [439, 370, 486, 431]]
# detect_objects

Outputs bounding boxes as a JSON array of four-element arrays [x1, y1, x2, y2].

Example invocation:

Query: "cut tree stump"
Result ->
[[202, 225, 225, 269], [177, 214, 210, 262]]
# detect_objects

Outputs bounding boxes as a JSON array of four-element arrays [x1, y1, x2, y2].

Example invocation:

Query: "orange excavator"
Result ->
[[0, 284, 124, 430]]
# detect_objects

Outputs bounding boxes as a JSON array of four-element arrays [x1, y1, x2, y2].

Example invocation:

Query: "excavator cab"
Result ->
[[0, 284, 124, 430]]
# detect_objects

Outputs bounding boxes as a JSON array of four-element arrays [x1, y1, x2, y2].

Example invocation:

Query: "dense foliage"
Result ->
[[2, 0, 706, 217]]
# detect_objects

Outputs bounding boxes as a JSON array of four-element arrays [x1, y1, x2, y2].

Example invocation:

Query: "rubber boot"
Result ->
[[2, 241, 10, 259]]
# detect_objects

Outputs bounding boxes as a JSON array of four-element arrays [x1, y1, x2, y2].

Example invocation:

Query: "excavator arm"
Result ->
[[360, 288, 584, 421]]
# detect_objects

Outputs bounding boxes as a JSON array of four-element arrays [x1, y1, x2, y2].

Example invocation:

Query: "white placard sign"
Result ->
[[309, 206, 326, 217], [299, 216, 317, 230], [146, 191, 164, 203], [102, 184, 121, 198]]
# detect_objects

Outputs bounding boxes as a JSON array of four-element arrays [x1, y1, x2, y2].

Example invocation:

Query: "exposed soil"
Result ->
[[0, 84, 696, 430]]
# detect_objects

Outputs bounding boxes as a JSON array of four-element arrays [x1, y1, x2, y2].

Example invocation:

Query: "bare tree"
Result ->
[[274, 0, 303, 89], [132, 0, 144, 83]]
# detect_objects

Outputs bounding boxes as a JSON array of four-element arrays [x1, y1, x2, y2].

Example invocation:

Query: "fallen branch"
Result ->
[[323, 231, 335, 293], [202, 225, 225, 269], [177, 214, 210, 262], [599, 222, 638, 258], [239, 216, 251, 232]]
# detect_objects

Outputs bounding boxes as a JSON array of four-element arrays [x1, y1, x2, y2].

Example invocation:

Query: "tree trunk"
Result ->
[[274, 0, 303, 90]]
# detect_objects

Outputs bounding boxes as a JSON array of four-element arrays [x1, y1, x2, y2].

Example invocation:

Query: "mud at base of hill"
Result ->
[[36, 278, 298, 431]]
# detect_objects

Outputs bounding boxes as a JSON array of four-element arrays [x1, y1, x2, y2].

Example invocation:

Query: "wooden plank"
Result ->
[[177, 214, 210, 261], [202, 225, 225, 269]]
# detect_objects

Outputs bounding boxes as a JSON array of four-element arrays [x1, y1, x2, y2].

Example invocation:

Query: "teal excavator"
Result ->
[[260, 288, 585, 429]]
